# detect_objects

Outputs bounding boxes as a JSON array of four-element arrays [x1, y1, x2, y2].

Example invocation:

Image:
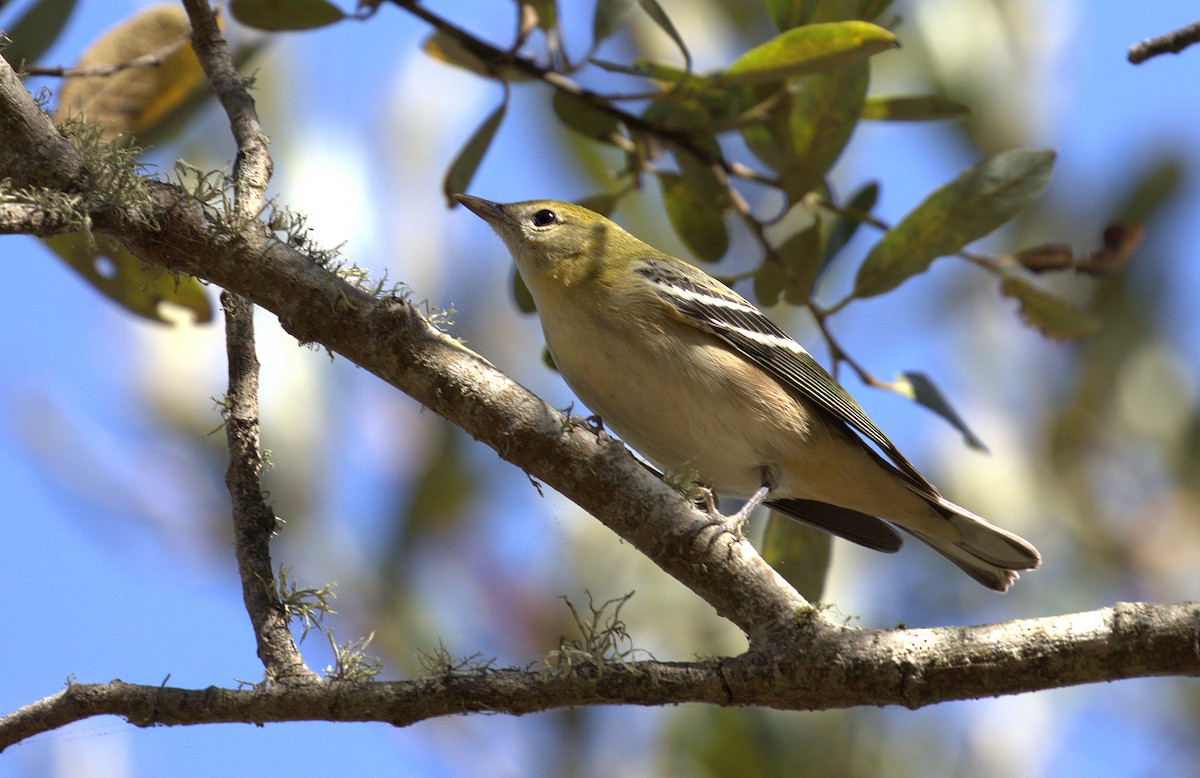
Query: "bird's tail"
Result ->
[[907, 498, 1041, 593]]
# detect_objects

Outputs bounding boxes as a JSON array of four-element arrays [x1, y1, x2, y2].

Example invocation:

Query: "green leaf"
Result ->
[[552, 91, 621, 143], [642, 95, 710, 132], [511, 268, 536, 313], [776, 219, 824, 303], [423, 30, 533, 81], [853, 148, 1056, 298], [659, 172, 729, 262], [673, 143, 727, 205], [766, 0, 811, 31], [422, 30, 490, 76], [894, 371, 988, 451], [2, 0, 80, 66], [1000, 277, 1100, 340], [636, 0, 691, 70], [861, 94, 970, 121], [823, 180, 878, 262], [443, 94, 507, 207], [400, 423, 476, 545], [230, 0, 345, 31], [1112, 155, 1184, 225], [761, 511, 831, 602], [720, 21, 898, 85], [593, 0, 635, 44], [860, 0, 896, 20], [775, 60, 869, 201], [753, 259, 785, 307], [44, 234, 212, 324]]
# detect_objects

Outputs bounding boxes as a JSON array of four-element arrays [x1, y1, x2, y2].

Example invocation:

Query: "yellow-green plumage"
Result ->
[[457, 195, 1041, 591]]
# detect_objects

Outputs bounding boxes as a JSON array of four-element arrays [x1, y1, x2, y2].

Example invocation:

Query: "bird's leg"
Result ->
[[722, 484, 771, 538]]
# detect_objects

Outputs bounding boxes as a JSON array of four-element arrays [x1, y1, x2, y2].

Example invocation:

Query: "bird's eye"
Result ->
[[532, 209, 557, 227]]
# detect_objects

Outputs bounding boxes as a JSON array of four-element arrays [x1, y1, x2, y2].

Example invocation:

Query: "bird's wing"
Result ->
[[636, 260, 938, 497]]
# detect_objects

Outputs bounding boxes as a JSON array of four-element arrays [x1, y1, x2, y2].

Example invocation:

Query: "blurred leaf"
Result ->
[[737, 85, 788, 171], [593, 0, 635, 44], [1001, 276, 1100, 339], [659, 172, 729, 261], [54, 4, 206, 140], [400, 422, 477, 547], [767, 0, 881, 29], [511, 267, 536, 313], [423, 30, 489, 76], [861, 94, 969, 121], [229, 0, 345, 31], [552, 91, 621, 143], [2, 0, 80, 67], [643, 95, 716, 132], [761, 511, 831, 602], [720, 22, 897, 85], [443, 93, 507, 207], [673, 144, 727, 205], [591, 56, 691, 82], [854, 148, 1056, 298], [636, 0, 691, 70], [1112, 155, 1184, 225], [754, 259, 785, 306], [776, 61, 869, 201], [776, 219, 824, 303], [766, 0, 810, 31], [894, 371, 988, 451], [860, 0, 896, 19], [423, 30, 533, 81], [823, 180, 878, 262], [44, 233, 212, 324], [575, 190, 623, 216]]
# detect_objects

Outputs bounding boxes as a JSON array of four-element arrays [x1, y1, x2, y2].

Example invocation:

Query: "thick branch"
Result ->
[[2, 601, 1197, 749]]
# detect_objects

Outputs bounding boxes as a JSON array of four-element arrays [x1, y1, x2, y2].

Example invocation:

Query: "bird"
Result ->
[[456, 194, 1041, 591]]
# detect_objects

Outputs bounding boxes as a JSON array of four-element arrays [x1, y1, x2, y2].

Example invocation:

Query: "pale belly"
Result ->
[[541, 308, 813, 498]]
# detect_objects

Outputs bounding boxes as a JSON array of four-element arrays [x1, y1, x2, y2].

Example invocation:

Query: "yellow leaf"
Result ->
[[55, 4, 207, 141]]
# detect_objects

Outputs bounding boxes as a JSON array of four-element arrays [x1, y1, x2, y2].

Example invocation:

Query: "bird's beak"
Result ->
[[454, 194, 506, 225]]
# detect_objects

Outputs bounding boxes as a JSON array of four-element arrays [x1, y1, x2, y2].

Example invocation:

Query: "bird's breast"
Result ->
[[537, 300, 811, 497]]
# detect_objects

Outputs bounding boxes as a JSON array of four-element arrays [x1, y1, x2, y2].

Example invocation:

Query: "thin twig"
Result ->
[[1128, 20, 1200, 64], [810, 306, 895, 389], [391, 0, 768, 189], [181, 0, 314, 683], [21, 34, 191, 77]]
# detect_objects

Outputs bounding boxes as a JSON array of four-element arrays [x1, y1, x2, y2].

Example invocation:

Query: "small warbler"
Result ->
[[456, 194, 1041, 591]]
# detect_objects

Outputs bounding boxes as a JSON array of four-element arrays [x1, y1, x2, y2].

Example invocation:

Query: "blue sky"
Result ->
[[3, 1, 1200, 775]]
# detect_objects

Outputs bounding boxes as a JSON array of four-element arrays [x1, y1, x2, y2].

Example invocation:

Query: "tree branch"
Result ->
[[181, 0, 315, 683], [1128, 20, 1200, 64], [220, 290, 316, 682], [2, 601, 1196, 750]]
